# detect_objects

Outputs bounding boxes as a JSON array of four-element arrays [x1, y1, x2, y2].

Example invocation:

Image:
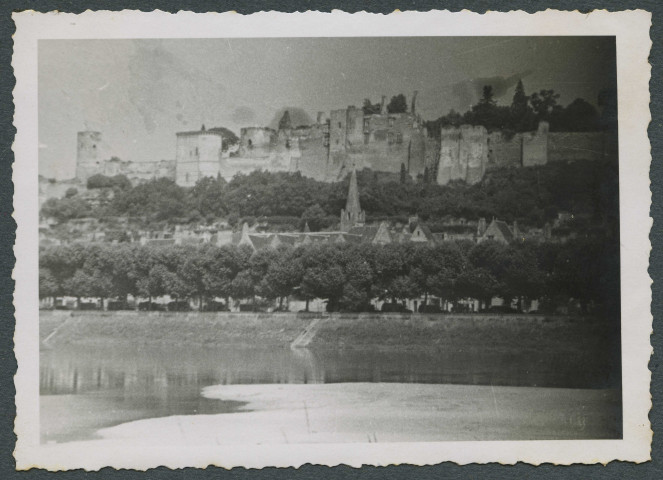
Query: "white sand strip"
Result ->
[[91, 383, 619, 445]]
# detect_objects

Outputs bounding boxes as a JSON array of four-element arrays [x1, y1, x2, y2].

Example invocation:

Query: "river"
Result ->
[[40, 341, 619, 444]]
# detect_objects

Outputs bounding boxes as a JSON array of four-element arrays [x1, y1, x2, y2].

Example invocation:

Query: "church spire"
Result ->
[[345, 168, 362, 215], [340, 167, 366, 232]]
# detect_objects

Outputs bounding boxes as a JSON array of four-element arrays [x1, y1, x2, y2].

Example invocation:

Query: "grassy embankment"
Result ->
[[40, 310, 617, 356]]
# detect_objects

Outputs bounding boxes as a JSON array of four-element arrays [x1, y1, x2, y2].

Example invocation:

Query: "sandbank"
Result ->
[[84, 382, 620, 445]]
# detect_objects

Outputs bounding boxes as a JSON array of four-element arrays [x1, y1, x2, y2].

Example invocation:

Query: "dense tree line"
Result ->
[[40, 237, 619, 314], [40, 159, 618, 231], [424, 81, 614, 138]]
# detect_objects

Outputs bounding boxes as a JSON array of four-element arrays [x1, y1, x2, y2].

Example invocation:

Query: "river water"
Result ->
[[40, 341, 619, 444]]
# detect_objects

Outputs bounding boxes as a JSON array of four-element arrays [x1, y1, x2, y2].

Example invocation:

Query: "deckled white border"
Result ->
[[12, 9, 652, 470]]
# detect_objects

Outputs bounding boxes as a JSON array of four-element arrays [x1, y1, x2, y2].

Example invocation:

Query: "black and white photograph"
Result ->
[[12, 9, 652, 469]]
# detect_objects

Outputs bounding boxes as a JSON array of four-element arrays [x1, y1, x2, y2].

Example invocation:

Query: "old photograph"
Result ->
[[12, 10, 652, 469]]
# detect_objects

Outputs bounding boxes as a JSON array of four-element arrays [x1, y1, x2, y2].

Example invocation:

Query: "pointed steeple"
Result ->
[[340, 167, 366, 232], [303, 221, 311, 233], [345, 168, 362, 215]]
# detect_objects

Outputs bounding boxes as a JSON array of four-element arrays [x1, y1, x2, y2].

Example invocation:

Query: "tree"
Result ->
[[510, 79, 536, 132], [479, 85, 496, 107], [87, 173, 132, 190], [40, 196, 92, 222], [387, 94, 408, 114], [108, 245, 139, 300], [177, 247, 212, 310], [136, 264, 175, 304], [300, 204, 330, 232], [263, 247, 304, 309], [206, 127, 240, 152], [189, 176, 227, 219], [230, 270, 255, 303], [387, 275, 418, 303], [362, 98, 381, 115], [202, 244, 247, 304], [64, 187, 78, 198], [39, 268, 59, 300], [554, 98, 600, 132], [339, 254, 375, 311], [466, 85, 510, 131], [298, 245, 346, 311], [530, 89, 560, 120], [111, 177, 189, 221], [511, 79, 528, 115], [455, 268, 499, 308]]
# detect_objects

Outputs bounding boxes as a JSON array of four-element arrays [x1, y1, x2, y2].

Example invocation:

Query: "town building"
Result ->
[[477, 218, 515, 244]]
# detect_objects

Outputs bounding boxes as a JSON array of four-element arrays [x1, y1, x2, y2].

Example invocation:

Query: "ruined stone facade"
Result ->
[[103, 157, 175, 184], [437, 121, 611, 185], [223, 94, 433, 183], [76, 131, 104, 182], [175, 126, 223, 187], [325, 106, 429, 182], [75, 130, 176, 185], [436, 125, 489, 185]]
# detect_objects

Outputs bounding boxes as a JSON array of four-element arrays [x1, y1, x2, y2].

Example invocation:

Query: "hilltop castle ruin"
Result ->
[[74, 91, 614, 188]]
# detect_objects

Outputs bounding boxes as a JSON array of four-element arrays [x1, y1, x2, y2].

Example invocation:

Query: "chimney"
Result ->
[[380, 95, 387, 115], [411, 90, 419, 115]]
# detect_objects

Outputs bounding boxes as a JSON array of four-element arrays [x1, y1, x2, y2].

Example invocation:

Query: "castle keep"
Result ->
[[175, 125, 224, 187], [76, 131, 103, 182]]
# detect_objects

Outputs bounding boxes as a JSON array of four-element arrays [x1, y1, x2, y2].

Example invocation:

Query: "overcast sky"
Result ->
[[39, 37, 616, 179]]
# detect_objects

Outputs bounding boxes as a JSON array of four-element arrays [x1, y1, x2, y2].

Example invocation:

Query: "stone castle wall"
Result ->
[[437, 125, 488, 185], [487, 132, 522, 168], [438, 123, 611, 185], [547, 132, 608, 163], [103, 158, 175, 184], [325, 108, 428, 181], [76, 117, 612, 188], [522, 122, 549, 167]]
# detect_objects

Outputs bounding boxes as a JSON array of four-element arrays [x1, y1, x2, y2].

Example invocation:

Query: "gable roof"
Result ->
[[482, 219, 514, 243], [247, 234, 272, 250], [410, 223, 435, 243], [493, 220, 514, 242]]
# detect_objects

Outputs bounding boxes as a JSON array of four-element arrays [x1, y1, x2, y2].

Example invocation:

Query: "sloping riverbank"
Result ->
[[40, 310, 618, 357]]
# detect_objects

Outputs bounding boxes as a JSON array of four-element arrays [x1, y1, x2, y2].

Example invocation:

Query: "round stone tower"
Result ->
[[76, 131, 102, 182]]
